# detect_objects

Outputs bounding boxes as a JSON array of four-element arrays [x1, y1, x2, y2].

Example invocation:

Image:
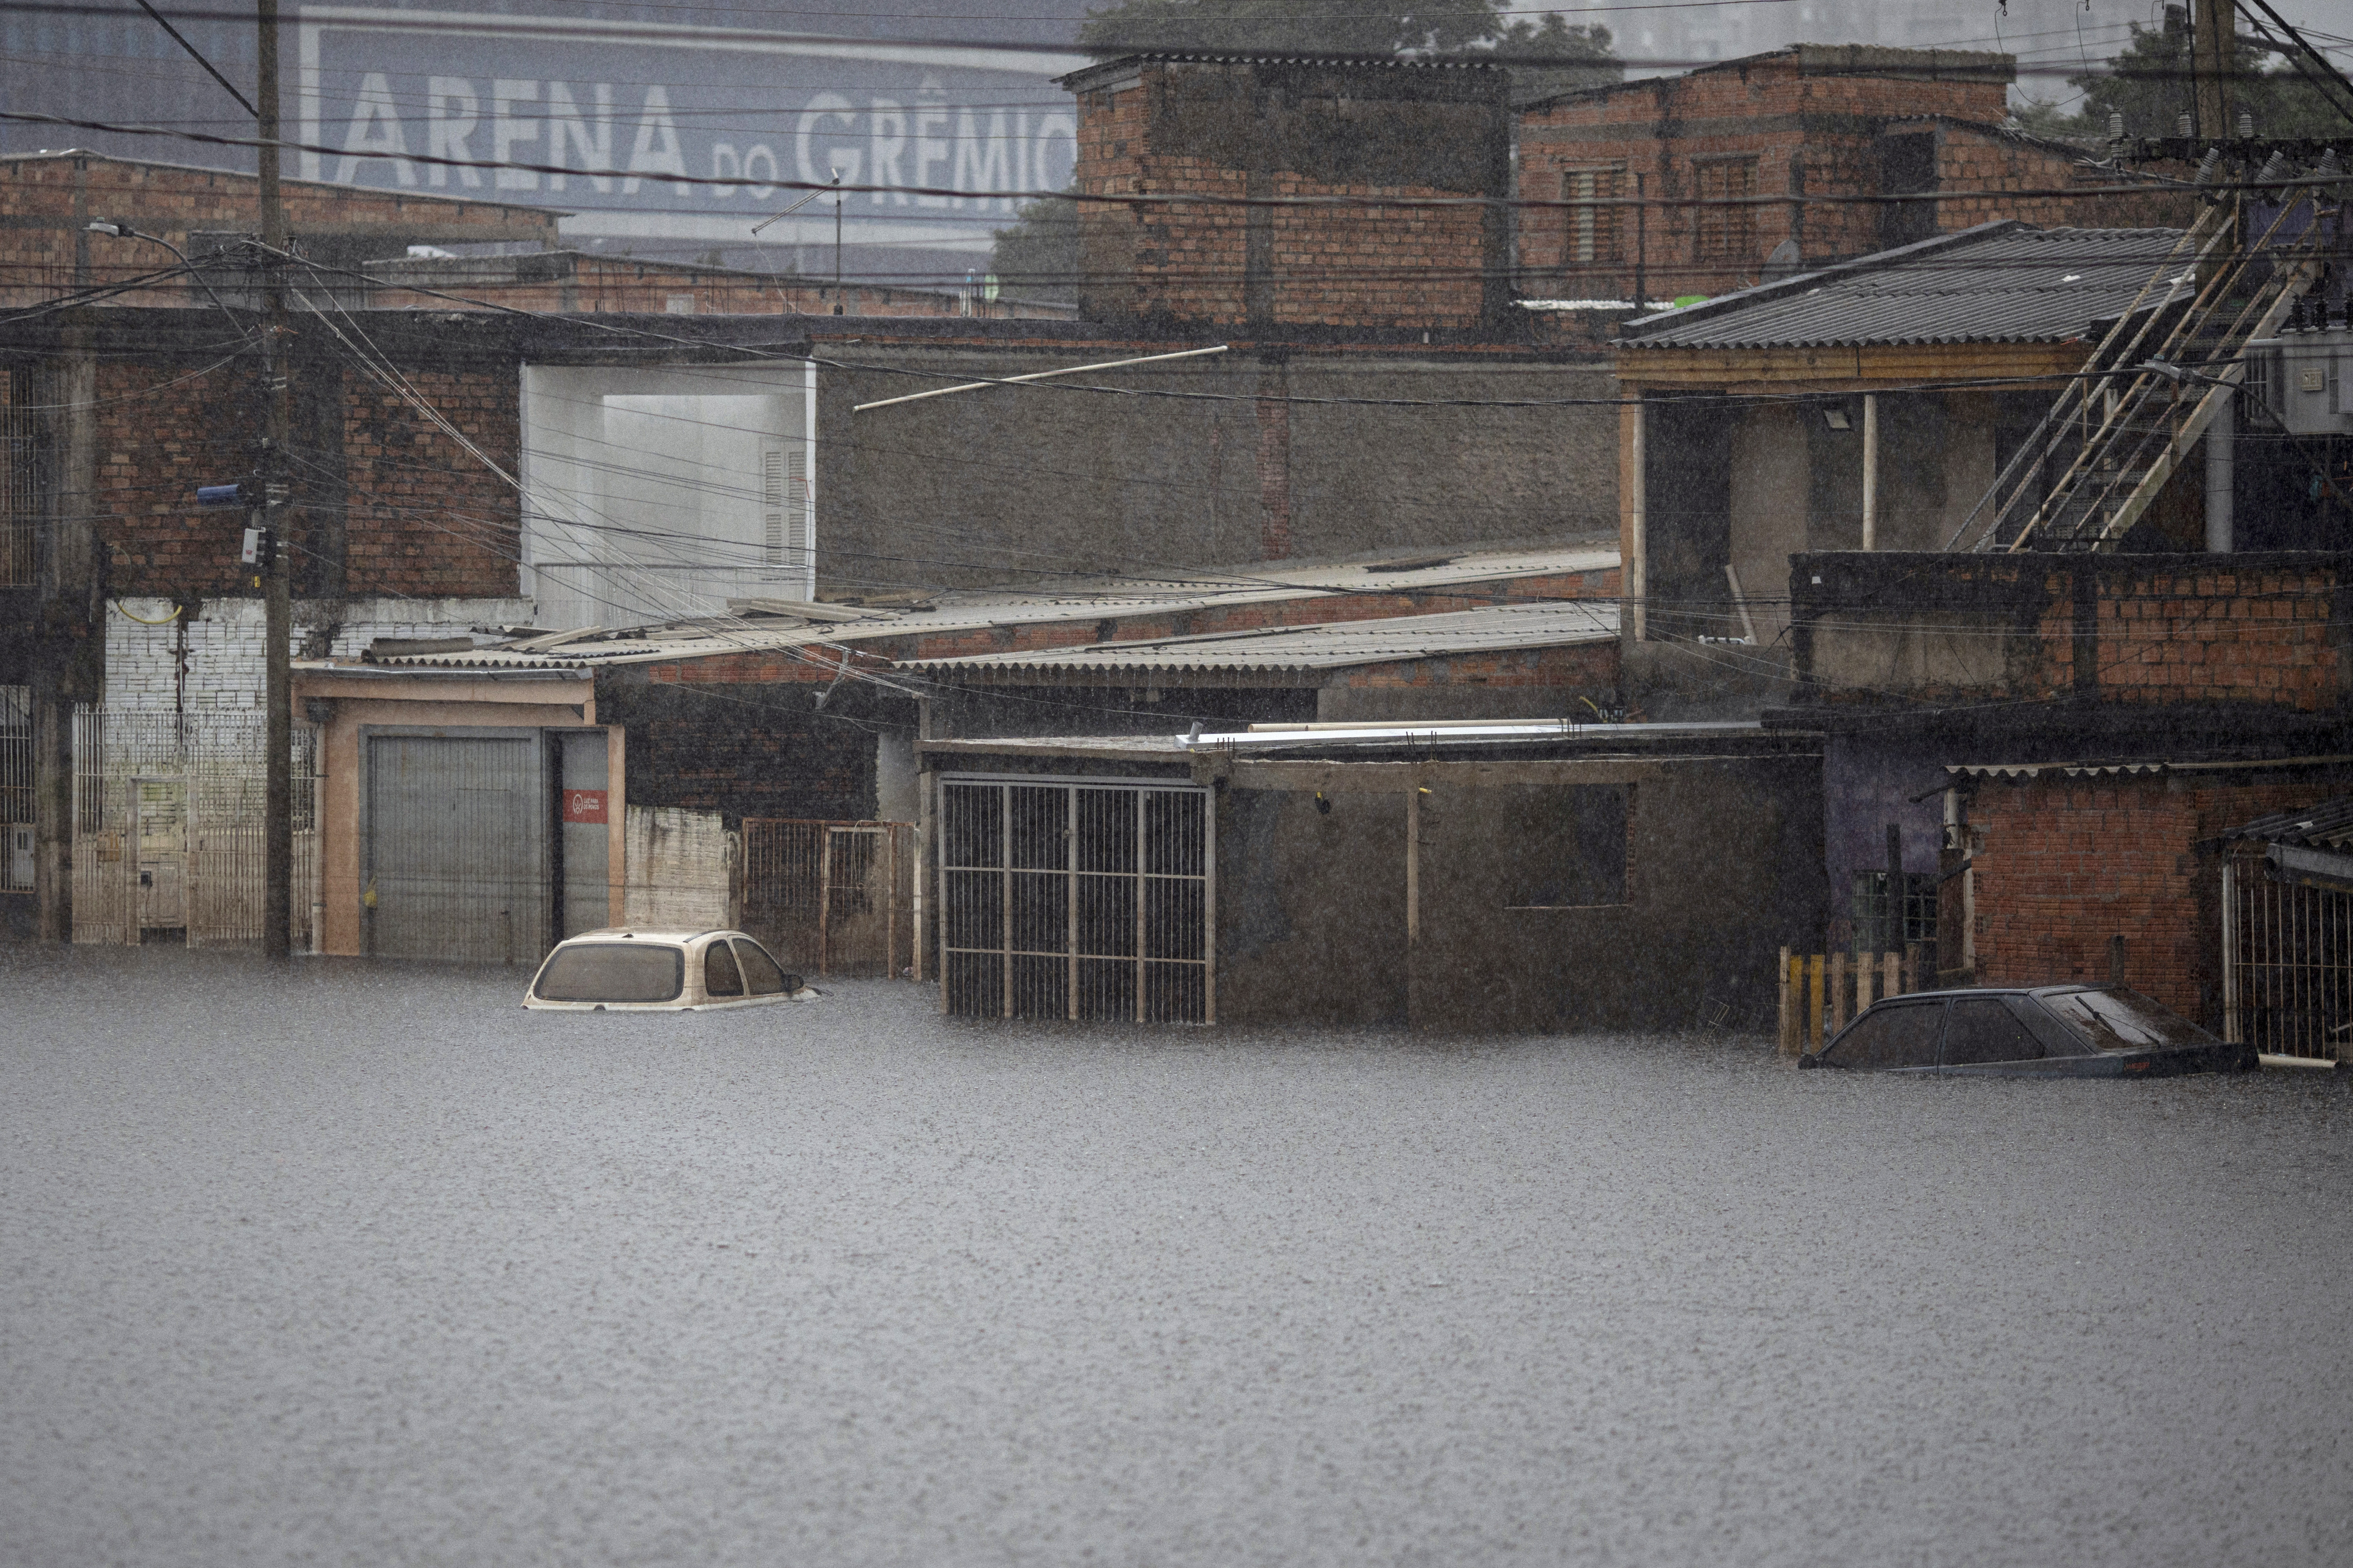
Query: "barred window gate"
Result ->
[[938, 776, 1214, 1023], [71, 708, 319, 948], [2224, 845, 2353, 1061], [739, 819, 914, 978], [2, 685, 28, 892]]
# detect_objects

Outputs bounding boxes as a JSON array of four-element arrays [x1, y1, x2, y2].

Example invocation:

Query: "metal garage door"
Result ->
[[939, 776, 1213, 1022], [365, 734, 546, 963]]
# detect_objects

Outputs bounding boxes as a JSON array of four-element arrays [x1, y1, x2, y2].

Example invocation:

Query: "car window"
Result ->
[[1941, 998, 2044, 1066], [2008, 997, 2089, 1059], [704, 940, 744, 998], [733, 939, 790, 996], [534, 943, 683, 1003], [2040, 988, 2216, 1051], [1820, 1002, 1944, 1069]]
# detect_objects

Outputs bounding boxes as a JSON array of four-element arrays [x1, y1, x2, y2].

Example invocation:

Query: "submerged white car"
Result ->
[[523, 928, 820, 1011]]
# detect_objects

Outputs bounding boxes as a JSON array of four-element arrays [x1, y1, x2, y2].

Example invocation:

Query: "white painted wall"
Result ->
[[521, 364, 814, 630], [102, 596, 533, 711]]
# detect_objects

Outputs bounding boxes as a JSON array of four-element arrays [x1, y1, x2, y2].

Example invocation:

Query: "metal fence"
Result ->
[[739, 818, 914, 978], [938, 777, 1213, 1023], [2, 685, 28, 892], [0, 368, 41, 589], [71, 708, 318, 949], [2224, 846, 2353, 1061]]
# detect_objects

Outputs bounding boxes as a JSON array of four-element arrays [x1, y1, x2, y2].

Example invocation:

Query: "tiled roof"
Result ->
[[1618, 222, 2190, 350]]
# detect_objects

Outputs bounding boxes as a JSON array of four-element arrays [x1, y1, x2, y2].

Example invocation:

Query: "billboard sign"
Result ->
[[295, 7, 1087, 273]]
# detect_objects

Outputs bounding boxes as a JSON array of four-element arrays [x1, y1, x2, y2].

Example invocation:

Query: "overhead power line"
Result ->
[[0, 104, 2282, 213]]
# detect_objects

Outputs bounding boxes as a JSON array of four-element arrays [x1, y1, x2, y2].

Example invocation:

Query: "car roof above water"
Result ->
[[563, 928, 730, 945], [1871, 985, 2120, 1002]]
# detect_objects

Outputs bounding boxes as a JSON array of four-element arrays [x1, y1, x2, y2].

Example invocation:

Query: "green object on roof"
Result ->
[[1672, 295, 1710, 308]]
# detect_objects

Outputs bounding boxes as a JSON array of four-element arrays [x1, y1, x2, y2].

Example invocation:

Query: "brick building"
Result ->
[[0, 149, 557, 308], [1949, 758, 2353, 1033], [1517, 45, 2189, 304], [1, 152, 1073, 320], [1057, 54, 1514, 333]]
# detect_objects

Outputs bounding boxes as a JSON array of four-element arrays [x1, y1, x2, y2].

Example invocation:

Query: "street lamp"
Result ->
[[85, 219, 240, 318], [752, 172, 845, 314]]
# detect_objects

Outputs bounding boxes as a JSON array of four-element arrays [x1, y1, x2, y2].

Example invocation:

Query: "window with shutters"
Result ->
[[759, 444, 814, 590], [1560, 166, 1622, 271], [1691, 156, 1758, 270]]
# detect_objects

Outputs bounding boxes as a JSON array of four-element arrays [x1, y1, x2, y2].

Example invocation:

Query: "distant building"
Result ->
[[1517, 45, 2184, 306]]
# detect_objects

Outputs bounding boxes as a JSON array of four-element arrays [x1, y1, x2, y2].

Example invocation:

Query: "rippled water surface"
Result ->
[[4, 945, 2349, 1567]]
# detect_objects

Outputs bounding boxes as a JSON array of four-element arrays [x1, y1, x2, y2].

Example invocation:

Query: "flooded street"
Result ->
[[4, 945, 2348, 1567]]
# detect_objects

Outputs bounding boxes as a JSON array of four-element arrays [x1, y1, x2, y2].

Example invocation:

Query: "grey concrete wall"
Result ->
[[818, 348, 1619, 592], [1212, 755, 1825, 1032], [1407, 759, 1826, 1032], [1216, 786, 1410, 1026]]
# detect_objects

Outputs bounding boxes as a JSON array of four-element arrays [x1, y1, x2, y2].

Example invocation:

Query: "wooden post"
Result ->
[[1856, 950, 1875, 1011], [1883, 950, 1901, 999], [1829, 951, 1849, 1034], [1808, 953, 1825, 1049], [1778, 945, 1793, 1052], [1904, 941, 1922, 996]]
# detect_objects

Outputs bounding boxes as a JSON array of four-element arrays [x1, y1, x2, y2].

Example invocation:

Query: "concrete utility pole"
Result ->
[[257, 0, 293, 958], [2193, 0, 2237, 141]]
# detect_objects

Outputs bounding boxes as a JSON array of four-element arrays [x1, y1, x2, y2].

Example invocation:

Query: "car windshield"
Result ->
[[534, 943, 684, 1003], [2040, 988, 2214, 1051]]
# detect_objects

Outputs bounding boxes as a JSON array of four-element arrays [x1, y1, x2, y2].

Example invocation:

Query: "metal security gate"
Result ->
[[364, 733, 546, 963], [939, 776, 1213, 1023], [2, 685, 28, 892], [739, 818, 914, 978], [2224, 845, 2353, 1060], [71, 708, 318, 948]]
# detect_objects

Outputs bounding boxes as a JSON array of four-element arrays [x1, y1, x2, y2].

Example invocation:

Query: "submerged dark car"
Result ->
[[1800, 985, 2258, 1077]]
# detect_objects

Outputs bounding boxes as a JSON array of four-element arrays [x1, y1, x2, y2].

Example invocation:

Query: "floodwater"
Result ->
[[3, 946, 2348, 1568]]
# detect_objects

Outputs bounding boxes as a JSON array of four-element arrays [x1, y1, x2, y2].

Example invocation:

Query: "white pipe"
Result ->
[[853, 345, 1230, 412]]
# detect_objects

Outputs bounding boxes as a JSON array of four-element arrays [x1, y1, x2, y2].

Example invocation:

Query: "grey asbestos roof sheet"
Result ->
[[347, 541, 1620, 672], [904, 601, 1619, 675], [1619, 223, 2190, 351], [2231, 795, 2353, 848]]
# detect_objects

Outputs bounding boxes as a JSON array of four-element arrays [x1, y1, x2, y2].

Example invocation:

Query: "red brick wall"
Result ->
[[1797, 555, 2347, 713], [342, 369, 521, 597], [1071, 61, 1503, 329], [1, 153, 556, 308], [1967, 771, 2352, 1021], [94, 353, 520, 600], [1515, 54, 2182, 302]]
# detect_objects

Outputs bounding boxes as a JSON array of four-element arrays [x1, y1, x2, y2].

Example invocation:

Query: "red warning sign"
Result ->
[[562, 789, 608, 824]]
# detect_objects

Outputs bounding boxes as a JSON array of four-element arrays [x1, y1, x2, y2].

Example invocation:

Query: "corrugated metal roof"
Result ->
[[1619, 223, 2190, 350], [2229, 796, 2353, 848], [346, 542, 1619, 671], [904, 601, 1618, 675], [1950, 755, 2353, 781]]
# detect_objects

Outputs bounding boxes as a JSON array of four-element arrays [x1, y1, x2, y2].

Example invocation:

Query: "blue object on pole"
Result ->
[[197, 483, 247, 507]]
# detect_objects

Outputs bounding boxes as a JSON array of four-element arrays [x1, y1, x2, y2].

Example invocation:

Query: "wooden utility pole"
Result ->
[[2194, 0, 2236, 140], [257, 0, 293, 958]]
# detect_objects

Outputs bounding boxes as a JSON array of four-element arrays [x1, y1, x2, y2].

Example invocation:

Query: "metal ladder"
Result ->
[[1949, 197, 2326, 553]]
